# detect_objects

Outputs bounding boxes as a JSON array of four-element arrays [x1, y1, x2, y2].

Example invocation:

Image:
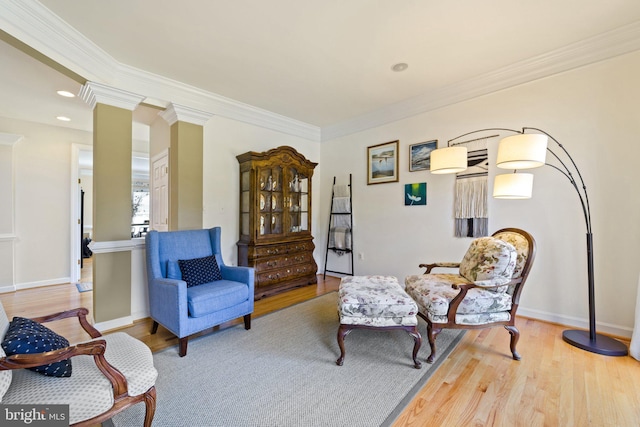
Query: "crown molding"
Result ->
[[0, 0, 321, 141], [116, 64, 321, 141], [159, 103, 213, 126], [79, 81, 145, 111], [0, 132, 23, 146], [0, 0, 117, 83], [321, 20, 640, 141]]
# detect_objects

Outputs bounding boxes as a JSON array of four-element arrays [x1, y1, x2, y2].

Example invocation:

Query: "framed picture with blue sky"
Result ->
[[367, 140, 399, 184], [409, 140, 438, 172]]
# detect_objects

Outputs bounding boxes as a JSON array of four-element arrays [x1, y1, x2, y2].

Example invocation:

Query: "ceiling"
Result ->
[[2, 1, 640, 138], [0, 36, 156, 140]]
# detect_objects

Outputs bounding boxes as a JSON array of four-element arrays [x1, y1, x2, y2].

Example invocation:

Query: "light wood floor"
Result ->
[[2, 270, 639, 427]]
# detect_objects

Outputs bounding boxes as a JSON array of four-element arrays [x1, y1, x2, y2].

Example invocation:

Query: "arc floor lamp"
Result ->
[[430, 126, 628, 356]]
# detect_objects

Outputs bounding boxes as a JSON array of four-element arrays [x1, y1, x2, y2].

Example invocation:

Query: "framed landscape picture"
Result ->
[[367, 140, 399, 185], [409, 140, 438, 172]]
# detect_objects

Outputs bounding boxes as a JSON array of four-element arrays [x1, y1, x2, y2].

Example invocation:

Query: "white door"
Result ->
[[151, 150, 169, 231]]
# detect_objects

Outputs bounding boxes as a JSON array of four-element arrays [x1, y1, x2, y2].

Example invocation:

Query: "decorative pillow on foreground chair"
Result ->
[[2, 316, 73, 377], [0, 302, 157, 427], [405, 228, 536, 363]]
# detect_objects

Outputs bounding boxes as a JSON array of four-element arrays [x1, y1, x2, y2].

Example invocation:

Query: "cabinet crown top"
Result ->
[[237, 145, 318, 169]]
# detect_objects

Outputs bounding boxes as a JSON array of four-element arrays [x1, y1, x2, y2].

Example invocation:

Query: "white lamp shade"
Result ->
[[497, 133, 548, 169], [430, 146, 468, 174], [493, 173, 534, 199]]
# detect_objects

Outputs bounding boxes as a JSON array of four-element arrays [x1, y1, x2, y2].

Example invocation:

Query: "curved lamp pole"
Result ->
[[439, 127, 628, 356]]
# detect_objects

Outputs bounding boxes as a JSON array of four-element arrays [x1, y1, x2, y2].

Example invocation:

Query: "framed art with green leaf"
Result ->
[[405, 183, 427, 205]]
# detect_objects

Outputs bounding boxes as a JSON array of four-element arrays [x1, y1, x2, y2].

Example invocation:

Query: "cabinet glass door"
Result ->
[[240, 171, 250, 236], [258, 166, 283, 236], [287, 166, 309, 233]]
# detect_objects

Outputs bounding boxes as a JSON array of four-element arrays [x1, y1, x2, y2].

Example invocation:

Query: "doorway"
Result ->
[[70, 144, 94, 284]]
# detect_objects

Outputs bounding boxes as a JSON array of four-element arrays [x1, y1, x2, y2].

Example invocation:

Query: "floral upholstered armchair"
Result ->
[[405, 228, 536, 363]]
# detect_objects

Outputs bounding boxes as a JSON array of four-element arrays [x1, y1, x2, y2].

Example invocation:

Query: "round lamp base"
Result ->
[[563, 329, 628, 356]]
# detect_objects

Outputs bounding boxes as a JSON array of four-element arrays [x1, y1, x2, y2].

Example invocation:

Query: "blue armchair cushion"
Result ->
[[187, 280, 251, 317], [178, 255, 222, 287], [1, 317, 72, 377]]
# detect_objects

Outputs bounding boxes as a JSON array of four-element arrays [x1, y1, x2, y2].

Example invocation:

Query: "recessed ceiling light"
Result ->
[[391, 63, 408, 72], [56, 116, 71, 122], [57, 90, 75, 98]]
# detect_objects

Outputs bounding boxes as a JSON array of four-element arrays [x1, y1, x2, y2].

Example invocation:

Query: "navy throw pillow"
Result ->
[[178, 255, 222, 287], [1, 317, 72, 377]]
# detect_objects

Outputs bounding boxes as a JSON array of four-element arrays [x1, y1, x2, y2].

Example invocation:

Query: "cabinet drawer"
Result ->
[[257, 264, 314, 286], [255, 245, 287, 257], [257, 268, 290, 286], [254, 252, 313, 272], [254, 240, 314, 258], [288, 241, 314, 253]]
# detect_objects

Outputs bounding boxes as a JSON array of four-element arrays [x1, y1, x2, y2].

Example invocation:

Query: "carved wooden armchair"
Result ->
[[0, 302, 157, 426], [405, 228, 536, 363]]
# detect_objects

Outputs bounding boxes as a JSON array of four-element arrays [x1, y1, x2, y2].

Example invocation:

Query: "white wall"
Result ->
[[0, 138, 17, 289], [0, 117, 92, 288], [202, 115, 322, 266], [318, 51, 640, 337]]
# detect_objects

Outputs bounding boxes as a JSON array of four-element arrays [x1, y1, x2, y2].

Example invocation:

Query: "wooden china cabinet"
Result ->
[[236, 146, 318, 299]]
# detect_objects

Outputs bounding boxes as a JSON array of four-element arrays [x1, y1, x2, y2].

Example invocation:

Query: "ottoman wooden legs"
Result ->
[[336, 323, 423, 369]]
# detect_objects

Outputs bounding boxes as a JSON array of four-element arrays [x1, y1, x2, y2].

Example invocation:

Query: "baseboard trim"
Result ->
[[94, 316, 134, 333], [131, 308, 150, 322], [15, 278, 70, 291], [0, 285, 16, 294], [518, 307, 632, 339]]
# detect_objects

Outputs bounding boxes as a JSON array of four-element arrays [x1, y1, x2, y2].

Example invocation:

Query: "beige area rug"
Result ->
[[110, 292, 465, 427]]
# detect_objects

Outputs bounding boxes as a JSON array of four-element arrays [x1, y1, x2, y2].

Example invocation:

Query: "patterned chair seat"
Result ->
[[405, 274, 513, 325], [337, 275, 422, 369]]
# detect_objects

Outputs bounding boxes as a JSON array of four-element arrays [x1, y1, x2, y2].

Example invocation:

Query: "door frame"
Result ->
[[70, 144, 93, 283]]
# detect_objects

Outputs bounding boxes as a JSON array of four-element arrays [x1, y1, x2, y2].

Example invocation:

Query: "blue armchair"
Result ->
[[145, 227, 254, 357]]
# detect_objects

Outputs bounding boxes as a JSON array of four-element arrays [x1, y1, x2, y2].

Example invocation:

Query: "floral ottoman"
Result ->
[[337, 275, 422, 369]]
